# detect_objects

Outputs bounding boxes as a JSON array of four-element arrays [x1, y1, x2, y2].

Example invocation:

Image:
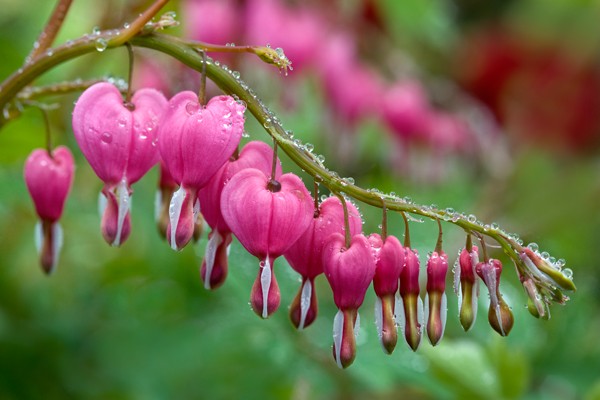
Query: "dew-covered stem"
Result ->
[[27, 0, 74, 61]]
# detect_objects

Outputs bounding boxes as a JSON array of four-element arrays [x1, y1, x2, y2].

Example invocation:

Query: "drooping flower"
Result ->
[[476, 259, 514, 336], [425, 250, 448, 346], [455, 244, 479, 331], [72, 82, 167, 246], [24, 146, 74, 274], [221, 168, 313, 318], [369, 233, 404, 354], [284, 196, 362, 330], [323, 233, 376, 368], [397, 247, 423, 351], [158, 92, 245, 250], [197, 141, 282, 289]]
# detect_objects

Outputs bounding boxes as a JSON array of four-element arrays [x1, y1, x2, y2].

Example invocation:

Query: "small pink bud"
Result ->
[[221, 168, 313, 318], [285, 197, 362, 329], [476, 259, 514, 336], [425, 251, 448, 346], [456, 246, 479, 331], [24, 146, 74, 274], [398, 248, 423, 351], [369, 233, 404, 354], [72, 82, 167, 246], [323, 233, 376, 368], [158, 92, 245, 250]]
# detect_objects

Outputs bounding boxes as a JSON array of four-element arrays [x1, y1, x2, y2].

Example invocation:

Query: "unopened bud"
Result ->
[[425, 251, 448, 346], [398, 248, 423, 351], [200, 231, 232, 290], [476, 259, 514, 336], [457, 246, 479, 331], [521, 248, 576, 291]]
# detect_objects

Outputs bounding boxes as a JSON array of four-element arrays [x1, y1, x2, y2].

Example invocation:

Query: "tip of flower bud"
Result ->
[[375, 295, 398, 354], [289, 279, 318, 330], [488, 298, 514, 336], [425, 292, 447, 346], [397, 293, 423, 351], [332, 309, 357, 368], [250, 258, 280, 318], [253, 46, 293, 75]]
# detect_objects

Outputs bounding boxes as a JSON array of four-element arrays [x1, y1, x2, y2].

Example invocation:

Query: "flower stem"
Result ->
[[124, 43, 135, 108], [336, 194, 351, 248], [27, 0, 74, 62]]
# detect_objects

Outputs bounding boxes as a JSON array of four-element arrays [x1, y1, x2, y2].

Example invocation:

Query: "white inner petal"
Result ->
[[203, 231, 223, 290], [298, 279, 312, 330], [34, 221, 42, 254], [98, 191, 107, 218], [333, 309, 344, 369], [154, 190, 162, 222], [417, 296, 424, 327], [439, 292, 447, 342], [424, 293, 429, 327], [260, 257, 272, 318], [453, 256, 461, 296], [112, 178, 131, 247], [470, 281, 478, 328], [168, 186, 186, 250], [50, 222, 63, 274]]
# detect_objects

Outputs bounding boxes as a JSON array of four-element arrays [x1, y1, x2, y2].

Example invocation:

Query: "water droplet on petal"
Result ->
[[101, 132, 112, 143], [185, 101, 200, 115]]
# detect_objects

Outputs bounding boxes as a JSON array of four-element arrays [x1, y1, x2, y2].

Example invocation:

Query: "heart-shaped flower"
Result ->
[[323, 233, 376, 368], [24, 146, 74, 274], [221, 168, 312, 318], [425, 250, 448, 346], [284, 196, 362, 329], [397, 247, 423, 351], [369, 233, 404, 354], [198, 141, 282, 289], [72, 82, 167, 246], [158, 92, 245, 250]]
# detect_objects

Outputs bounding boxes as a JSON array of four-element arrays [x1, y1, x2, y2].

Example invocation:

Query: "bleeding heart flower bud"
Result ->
[[369, 233, 404, 354], [221, 168, 312, 318], [323, 233, 376, 368], [24, 146, 74, 274], [159, 92, 245, 250], [425, 251, 448, 346], [285, 197, 362, 329], [198, 141, 282, 289], [476, 259, 514, 336], [455, 245, 479, 331], [397, 248, 423, 351], [72, 82, 167, 246]]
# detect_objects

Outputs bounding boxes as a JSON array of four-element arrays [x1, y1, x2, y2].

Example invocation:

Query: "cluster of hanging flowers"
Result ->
[[22, 75, 576, 369]]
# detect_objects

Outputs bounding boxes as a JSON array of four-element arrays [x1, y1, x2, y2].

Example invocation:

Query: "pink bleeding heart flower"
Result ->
[[24, 146, 74, 274], [159, 92, 245, 250], [476, 259, 514, 336], [323, 233, 376, 369], [369, 233, 404, 354], [284, 196, 363, 330], [455, 243, 480, 331], [382, 80, 431, 143], [198, 141, 282, 289], [397, 247, 423, 351], [72, 82, 167, 246], [221, 168, 313, 318], [425, 250, 448, 346]]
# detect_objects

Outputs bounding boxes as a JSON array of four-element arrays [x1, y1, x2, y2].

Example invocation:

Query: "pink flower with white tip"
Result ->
[[284, 196, 362, 330], [24, 146, 74, 274], [369, 233, 404, 354], [72, 82, 167, 246], [221, 168, 313, 318], [397, 247, 423, 351], [158, 92, 245, 251], [323, 232, 376, 369], [198, 141, 282, 290]]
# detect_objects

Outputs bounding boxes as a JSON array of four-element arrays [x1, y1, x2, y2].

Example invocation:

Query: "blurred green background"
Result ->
[[1, 0, 600, 399]]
